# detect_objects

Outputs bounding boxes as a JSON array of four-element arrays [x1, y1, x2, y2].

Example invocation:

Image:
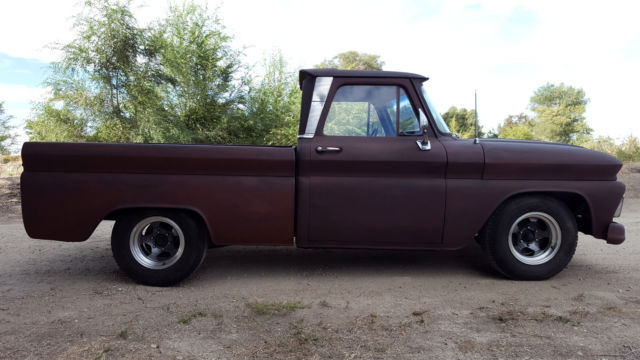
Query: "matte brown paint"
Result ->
[[21, 142, 294, 177], [21, 69, 626, 250], [21, 143, 295, 246], [442, 178, 624, 249], [296, 77, 447, 248], [295, 75, 624, 249], [480, 139, 621, 181], [606, 223, 625, 245]]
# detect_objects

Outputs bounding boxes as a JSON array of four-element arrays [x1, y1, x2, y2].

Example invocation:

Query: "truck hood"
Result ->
[[481, 139, 622, 181]]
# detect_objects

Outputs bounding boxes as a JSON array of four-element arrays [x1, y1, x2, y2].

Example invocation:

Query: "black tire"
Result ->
[[111, 210, 207, 286], [479, 196, 577, 280]]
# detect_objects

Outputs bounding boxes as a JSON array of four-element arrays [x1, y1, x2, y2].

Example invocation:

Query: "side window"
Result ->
[[324, 86, 397, 136], [323, 85, 421, 136]]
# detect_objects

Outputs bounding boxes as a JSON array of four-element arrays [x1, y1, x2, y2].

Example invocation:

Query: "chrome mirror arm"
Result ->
[[416, 139, 431, 151], [417, 109, 431, 151]]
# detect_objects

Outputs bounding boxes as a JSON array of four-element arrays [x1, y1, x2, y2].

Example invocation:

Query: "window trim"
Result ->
[[411, 78, 447, 139], [396, 87, 422, 136], [318, 81, 423, 138]]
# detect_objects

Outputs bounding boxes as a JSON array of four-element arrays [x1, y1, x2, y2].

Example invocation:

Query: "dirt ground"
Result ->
[[1, 165, 639, 359]]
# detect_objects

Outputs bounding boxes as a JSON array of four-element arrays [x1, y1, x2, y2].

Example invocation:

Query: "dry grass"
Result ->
[[489, 309, 582, 325], [0, 155, 22, 177], [242, 313, 421, 359], [178, 311, 210, 324], [246, 300, 309, 316]]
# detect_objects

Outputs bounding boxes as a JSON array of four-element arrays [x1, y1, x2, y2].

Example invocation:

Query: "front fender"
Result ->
[[441, 179, 625, 249]]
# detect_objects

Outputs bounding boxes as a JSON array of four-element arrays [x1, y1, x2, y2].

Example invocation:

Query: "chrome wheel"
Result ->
[[129, 216, 185, 269], [508, 212, 561, 265]]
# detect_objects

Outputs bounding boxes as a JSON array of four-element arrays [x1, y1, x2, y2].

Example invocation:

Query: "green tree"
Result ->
[[497, 113, 536, 140], [151, 2, 246, 144], [580, 136, 617, 156], [0, 102, 15, 154], [581, 135, 640, 162], [615, 135, 640, 162], [529, 83, 592, 144], [26, 0, 150, 142], [239, 52, 301, 145], [441, 106, 484, 138], [316, 51, 384, 70], [25, 103, 87, 142], [26, 0, 246, 145]]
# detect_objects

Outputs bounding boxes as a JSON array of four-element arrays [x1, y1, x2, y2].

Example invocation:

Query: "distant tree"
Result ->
[[238, 51, 301, 146], [529, 83, 592, 144], [0, 102, 15, 154], [497, 113, 536, 140], [580, 135, 617, 156], [581, 135, 640, 162], [316, 51, 384, 71], [485, 129, 499, 138], [441, 106, 484, 138], [26, 103, 88, 142], [615, 135, 640, 162]]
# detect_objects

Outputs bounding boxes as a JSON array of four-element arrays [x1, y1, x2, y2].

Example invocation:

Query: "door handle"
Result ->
[[316, 146, 342, 153]]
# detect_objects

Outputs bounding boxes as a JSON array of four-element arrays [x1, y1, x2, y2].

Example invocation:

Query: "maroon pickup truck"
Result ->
[[21, 69, 626, 286]]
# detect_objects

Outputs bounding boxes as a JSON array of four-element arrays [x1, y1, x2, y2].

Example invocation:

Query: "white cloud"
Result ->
[[0, 1, 79, 61], [0, 84, 48, 138], [0, 84, 47, 151], [0, 84, 48, 104]]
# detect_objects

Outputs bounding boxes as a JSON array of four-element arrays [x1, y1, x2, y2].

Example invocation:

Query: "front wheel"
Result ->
[[479, 196, 578, 280], [111, 210, 207, 286]]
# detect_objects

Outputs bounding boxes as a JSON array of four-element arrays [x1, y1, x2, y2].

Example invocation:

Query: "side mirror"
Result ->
[[417, 109, 431, 151]]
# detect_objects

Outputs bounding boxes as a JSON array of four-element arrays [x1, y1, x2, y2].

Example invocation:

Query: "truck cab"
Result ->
[[295, 69, 455, 249]]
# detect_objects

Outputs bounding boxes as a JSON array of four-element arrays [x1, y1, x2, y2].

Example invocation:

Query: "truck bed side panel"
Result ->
[[21, 142, 295, 246]]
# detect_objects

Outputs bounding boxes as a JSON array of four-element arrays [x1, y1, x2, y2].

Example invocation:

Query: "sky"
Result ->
[[1, 0, 639, 150]]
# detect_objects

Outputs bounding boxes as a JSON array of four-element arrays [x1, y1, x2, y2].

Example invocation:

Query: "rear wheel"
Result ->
[[480, 196, 577, 280], [111, 210, 207, 286]]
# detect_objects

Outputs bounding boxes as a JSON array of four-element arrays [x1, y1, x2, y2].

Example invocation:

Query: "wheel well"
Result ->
[[485, 192, 592, 235], [105, 207, 214, 246]]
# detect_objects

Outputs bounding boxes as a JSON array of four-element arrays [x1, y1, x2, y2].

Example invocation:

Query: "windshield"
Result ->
[[421, 84, 451, 135]]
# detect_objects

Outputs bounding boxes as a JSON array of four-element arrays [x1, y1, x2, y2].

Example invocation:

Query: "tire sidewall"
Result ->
[[488, 197, 577, 280], [111, 210, 207, 286]]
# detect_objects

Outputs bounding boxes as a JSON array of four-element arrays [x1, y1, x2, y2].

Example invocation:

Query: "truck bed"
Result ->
[[21, 142, 296, 246]]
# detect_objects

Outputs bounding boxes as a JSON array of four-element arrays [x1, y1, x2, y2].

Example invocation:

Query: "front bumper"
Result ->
[[606, 222, 625, 245]]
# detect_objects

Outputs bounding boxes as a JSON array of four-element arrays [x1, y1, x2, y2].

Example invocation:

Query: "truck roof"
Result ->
[[299, 68, 428, 89]]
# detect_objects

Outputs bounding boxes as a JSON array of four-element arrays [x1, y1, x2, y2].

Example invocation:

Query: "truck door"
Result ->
[[296, 78, 447, 249]]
